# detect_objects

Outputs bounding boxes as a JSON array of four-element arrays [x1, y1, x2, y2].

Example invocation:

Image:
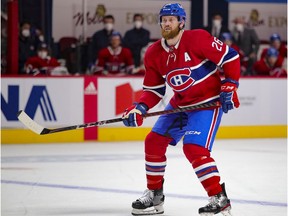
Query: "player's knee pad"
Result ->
[[145, 131, 172, 157], [183, 144, 211, 164]]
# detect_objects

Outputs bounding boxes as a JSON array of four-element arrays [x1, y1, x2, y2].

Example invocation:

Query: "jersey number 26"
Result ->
[[212, 37, 223, 51]]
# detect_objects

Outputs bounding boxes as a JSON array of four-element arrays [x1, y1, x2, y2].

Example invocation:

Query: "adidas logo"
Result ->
[[84, 82, 97, 95]]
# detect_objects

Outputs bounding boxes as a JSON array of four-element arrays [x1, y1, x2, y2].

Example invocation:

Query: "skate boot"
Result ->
[[199, 183, 232, 216], [131, 188, 165, 215]]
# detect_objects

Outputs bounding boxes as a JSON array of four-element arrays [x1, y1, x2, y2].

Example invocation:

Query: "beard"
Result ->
[[161, 26, 181, 40]]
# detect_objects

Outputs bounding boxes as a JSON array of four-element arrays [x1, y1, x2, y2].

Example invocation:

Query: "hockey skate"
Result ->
[[199, 183, 232, 216], [131, 188, 165, 215]]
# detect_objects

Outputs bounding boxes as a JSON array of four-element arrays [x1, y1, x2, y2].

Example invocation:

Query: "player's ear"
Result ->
[[179, 21, 185, 29]]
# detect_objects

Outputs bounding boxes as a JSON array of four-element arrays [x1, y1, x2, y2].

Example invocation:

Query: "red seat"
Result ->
[[58, 37, 78, 54]]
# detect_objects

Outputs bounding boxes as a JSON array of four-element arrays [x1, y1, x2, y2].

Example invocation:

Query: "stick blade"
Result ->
[[17, 110, 45, 135]]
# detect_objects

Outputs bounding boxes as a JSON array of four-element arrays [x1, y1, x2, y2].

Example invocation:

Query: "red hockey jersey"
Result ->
[[94, 46, 134, 75], [25, 56, 60, 75], [261, 44, 287, 59], [139, 29, 240, 109], [253, 58, 287, 77]]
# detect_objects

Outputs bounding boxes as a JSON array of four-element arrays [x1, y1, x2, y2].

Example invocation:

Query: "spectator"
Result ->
[[34, 29, 46, 49], [204, 12, 230, 38], [90, 15, 116, 67], [123, 13, 150, 68], [261, 33, 287, 59], [19, 22, 37, 73], [253, 47, 286, 77], [220, 32, 247, 74], [94, 31, 134, 76], [231, 16, 260, 76], [24, 43, 68, 76]]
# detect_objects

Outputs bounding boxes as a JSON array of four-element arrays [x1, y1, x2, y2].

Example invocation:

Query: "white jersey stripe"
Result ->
[[217, 44, 229, 66], [221, 54, 239, 67], [205, 108, 220, 149], [146, 161, 167, 166], [199, 172, 220, 182], [146, 171, 165, 176], [143, 83, 166, 89], [194, 162, 217, 172], [143, 89, 164, 98], [193, 67, 218, 85]]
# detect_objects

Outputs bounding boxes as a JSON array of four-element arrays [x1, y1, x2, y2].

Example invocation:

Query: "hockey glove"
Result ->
[[220, 79, 240, 113], [122, 103, 148, 127]]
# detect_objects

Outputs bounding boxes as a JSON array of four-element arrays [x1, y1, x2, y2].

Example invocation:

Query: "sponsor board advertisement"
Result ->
[[222, 78, 287, 126], [228, 2, 287, 41], [1, 77, 84, 128], [52, 0, 191, 41], [97, 77, 174, 128], [1, 77, 287, 144], [1, 77, 86, 143], [97, 77, 287, 141], [98, 77, 287, 126]]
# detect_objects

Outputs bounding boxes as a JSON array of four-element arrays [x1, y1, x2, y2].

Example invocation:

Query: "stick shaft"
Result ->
[[43, 101, 219, 134], [18, 101, 219, 135]]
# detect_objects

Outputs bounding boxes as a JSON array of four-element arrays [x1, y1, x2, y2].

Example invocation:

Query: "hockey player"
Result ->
[[24, 43, 61, 76], [122, 3, 240, 216], [260, 33, 287, 59], [94, 31, 134, 75], [253, 47, 287, 77]]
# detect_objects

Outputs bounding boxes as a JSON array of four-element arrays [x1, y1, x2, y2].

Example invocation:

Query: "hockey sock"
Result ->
[[145, 131, 172, 190], [183, 144, 222, 196]]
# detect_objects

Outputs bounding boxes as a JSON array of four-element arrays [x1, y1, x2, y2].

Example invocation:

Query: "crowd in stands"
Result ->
[[205, 13, 286, 77], [1, 13, 287, 77]]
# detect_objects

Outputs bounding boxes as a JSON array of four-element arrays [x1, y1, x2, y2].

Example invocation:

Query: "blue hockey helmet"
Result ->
[[267, 47, 279, 57], [220, 32, 233, 41], [159, 3, 186, 23], [110, 31, 122, 40], [270, 33, 281, 42]]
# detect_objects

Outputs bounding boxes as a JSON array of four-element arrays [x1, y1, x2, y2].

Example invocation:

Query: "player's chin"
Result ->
[[161, 31, 171, 39]]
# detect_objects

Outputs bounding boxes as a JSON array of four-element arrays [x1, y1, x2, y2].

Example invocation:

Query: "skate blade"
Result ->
[[131, 204, 164, 215], [199, 207, 232, 216], [220, 207, 232, 216], [199, 213, 214, 216]]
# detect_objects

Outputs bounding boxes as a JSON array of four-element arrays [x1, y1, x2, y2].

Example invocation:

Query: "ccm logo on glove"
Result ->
[[219, 79, 240, 113]]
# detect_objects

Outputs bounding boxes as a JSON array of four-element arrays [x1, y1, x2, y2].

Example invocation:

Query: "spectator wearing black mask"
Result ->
[[123, 14, 150, 68], [89, 15, 116, 67], [204, 13, 230, 38], [231, 17, 260, 76], [19, 22, 37, 73]]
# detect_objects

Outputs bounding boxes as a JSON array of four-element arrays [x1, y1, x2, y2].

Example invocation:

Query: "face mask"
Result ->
[[104, 23, 114, 31], [134, 21, 143, 29], [22, 29, 30, 37], [38, 51, 48, 59], [212, 19, 221, 28], [235, 23, 244, 32], [39, 35, 45, 42]]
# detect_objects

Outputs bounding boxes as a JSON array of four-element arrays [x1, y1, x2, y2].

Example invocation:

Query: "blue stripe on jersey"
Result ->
[[146, 165, 167, 169], [188, 61, 217, 83], [146, 164, 166, 173], [195, 166, 218, 176], [221, 47, 239, 65], [143, 85, 166, 97]]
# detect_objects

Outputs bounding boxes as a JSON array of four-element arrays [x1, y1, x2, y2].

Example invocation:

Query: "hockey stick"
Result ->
[[17, 101, 219, 135]]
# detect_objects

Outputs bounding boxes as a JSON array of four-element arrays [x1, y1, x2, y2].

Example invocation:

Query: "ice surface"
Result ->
[[1, 138, 287, 216]]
